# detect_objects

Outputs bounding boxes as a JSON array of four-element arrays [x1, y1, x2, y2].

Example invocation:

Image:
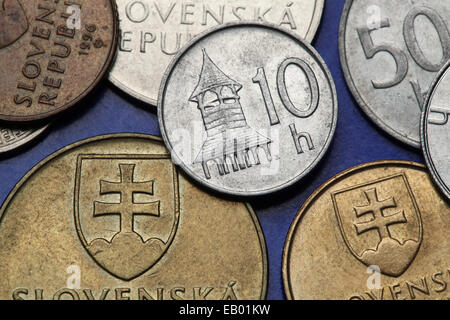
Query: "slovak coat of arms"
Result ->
[[74, 154, 180, 281]]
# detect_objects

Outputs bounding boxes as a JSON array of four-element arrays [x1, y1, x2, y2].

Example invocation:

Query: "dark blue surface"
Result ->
[[0, 0, 422, 300]]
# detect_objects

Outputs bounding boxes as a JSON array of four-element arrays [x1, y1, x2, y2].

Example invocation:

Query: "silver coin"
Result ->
[[339, 0, 450, 148], [109, 0, 324, 106], [158, 22, 338, 196], [0, 124, 48, 154], [421, 61, 450, 200]]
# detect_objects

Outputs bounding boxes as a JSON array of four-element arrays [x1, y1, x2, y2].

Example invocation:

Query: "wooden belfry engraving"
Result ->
[[190, 49, 272, 179], [74, 158, 180, 281]]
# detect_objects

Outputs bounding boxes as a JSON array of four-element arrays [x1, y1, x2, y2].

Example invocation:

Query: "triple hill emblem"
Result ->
[[74, 154, 180, 281], [332, 173, 423, 277], [0, 0, 29, 49], [190, 49, 272, 179]]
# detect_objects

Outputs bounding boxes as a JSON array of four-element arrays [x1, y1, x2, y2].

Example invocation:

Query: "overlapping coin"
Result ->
[[0, 124, 48, 153], [0, 0, 118, 122], [0, 134, 267, 300], [422, 61, 450, 200], [158, 22, 337, 196], [339, 0, 450, 148], [109, 0, 324, 105], [283, 161, 449, 300]]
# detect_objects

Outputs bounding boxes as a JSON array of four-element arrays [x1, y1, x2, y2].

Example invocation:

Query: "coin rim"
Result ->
[[282, 160, 425, 300], [338, 0, 420, 149], [421, 60, 450, 200], [158, 21, 338, 197], [0, 133, 268, 299], [0, 123, 49, 153], [0, 0, 119, 122], [108, 0, 325, 107]]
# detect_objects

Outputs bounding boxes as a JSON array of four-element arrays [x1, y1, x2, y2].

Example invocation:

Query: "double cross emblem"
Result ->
[[353, 188, 407, 240], [94, 164, 160, 236]]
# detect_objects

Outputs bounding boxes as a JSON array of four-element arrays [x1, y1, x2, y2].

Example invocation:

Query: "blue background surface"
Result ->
[[0, 0, 422, 300]]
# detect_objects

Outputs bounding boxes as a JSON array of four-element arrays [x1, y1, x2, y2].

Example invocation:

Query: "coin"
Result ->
[[0, 124, 48, 153], [0, 0, 118, 122], [158, 22, 338, 196], [109, 0, 324, 106], [421, 61, 450, 200], [0, 134, 267, 300], [283, 161, 450, 300], [339, 0, 450, 148]]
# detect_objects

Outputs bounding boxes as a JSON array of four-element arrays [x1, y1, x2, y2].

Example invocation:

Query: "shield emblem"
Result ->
[[331, 173, 423, 277], [74, 154, 180, 281]]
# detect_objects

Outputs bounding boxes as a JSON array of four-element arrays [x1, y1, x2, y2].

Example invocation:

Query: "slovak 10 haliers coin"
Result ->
[[339, 0, 450, 148], [0, 0, 118, 121], [422, 61, 450, 201], [0, 134, 267, 300], [283, 161, 449, 300], [158, 22, 338, 196], [108, 0, 325, 106]]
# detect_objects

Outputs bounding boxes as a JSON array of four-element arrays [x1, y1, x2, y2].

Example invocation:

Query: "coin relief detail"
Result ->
[[158, 23, 337, 196], [0, 0, 118, 121], [0, 134, 267, 300], [109, 0, 324, 105], [283, 161, 449, 300], [339, 0, 450, 147], [422, 61, 450, 201]]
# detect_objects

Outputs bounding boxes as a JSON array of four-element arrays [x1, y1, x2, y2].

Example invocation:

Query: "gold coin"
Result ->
[[0, 134, 267, 300], [283, 161, 449, 300]]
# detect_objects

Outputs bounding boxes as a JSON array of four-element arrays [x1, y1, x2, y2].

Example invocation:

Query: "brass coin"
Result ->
[[0, 134, 267, 300], [0, 0, 118, 122], [283, 161, 449, 300]]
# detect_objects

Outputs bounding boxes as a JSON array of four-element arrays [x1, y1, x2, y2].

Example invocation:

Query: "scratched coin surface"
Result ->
[[109, 0, 324, 106], [283, 161, 450, 300], [158, 22, 337, 196], [0, 0, 118, 122], [0, 123, 48, 153], [339, 0, 450, 148], [422, 61, 450, 200], [0, 134, 267, 300]]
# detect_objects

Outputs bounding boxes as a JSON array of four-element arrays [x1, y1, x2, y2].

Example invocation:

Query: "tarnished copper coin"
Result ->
[[0, 134, 267, 300], [109, 0, 324, 106], [283, 161, 449, 300], [0, 0, 118, 122]]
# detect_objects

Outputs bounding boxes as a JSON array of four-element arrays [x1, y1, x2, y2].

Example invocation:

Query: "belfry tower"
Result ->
[[190, 49, 272, 179]]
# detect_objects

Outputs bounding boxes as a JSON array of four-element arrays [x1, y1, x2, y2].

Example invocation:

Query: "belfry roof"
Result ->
[[190, 49, 242, 102]]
